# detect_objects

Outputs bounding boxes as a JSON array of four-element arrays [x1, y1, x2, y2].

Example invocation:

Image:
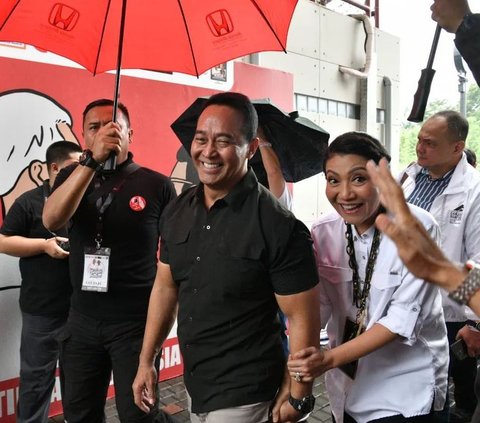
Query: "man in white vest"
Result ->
[[401, 110, 480, 421]]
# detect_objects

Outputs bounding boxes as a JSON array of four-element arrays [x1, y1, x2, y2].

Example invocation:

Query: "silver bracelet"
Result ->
[[448, 261, 480, 305], [259, 142, 272, 148]]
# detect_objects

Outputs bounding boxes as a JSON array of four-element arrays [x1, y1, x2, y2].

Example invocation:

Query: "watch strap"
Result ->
[[448, 260, 480, 305], [80, 149, 103, 172], [288, 394, 315, 415]]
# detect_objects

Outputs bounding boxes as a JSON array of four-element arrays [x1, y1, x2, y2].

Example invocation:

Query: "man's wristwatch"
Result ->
[[467, 320, 480, 331], [79, 149, 103, 172], [288, 394, 315, 415]]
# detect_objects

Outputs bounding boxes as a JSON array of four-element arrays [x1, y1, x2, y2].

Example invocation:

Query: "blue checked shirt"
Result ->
[[407, 168, 454, 211]]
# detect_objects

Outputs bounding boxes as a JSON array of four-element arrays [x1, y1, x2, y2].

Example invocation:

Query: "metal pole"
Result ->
[[104, 0, 128, 171], [454, 47, 468, 117]]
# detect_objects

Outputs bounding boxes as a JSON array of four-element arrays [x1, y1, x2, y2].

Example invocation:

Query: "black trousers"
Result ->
[[60, 309, 160, 423], [446, 321, 477, 413], [17, 312, 67, 423]]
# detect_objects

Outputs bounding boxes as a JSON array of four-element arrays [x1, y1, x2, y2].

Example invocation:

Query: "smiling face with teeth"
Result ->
[[325, 153, 381, 235], [192, 104, 257, 206]]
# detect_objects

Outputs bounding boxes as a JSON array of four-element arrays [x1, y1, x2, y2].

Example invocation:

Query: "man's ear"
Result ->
[[27, 160, 48, 187], [128, 128, 133, 144], [50, 162, 60, 177], [455, 140, 465, 154]]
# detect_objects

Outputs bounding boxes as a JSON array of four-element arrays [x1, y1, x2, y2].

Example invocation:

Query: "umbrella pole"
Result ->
[[104, 0, 128, 171]]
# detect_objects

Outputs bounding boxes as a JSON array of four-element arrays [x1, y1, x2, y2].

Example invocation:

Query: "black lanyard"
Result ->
[[345, 223, 382, 322], [89, 162, 140, 248]]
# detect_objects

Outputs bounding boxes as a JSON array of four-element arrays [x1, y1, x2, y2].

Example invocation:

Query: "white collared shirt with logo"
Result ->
[[401, 153, 480, 321]]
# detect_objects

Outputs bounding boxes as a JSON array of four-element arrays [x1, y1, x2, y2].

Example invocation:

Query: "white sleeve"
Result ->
[[277, 185, 292, 211]]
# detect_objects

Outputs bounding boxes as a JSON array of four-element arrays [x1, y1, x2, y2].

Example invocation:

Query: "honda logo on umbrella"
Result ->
[[206, 10, 234, 37], [49, 3, 79, 31]]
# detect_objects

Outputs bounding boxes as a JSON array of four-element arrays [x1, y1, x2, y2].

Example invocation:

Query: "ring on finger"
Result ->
[[294, 371, 302, 382]]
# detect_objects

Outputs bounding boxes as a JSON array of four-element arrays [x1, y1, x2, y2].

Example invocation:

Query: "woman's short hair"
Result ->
[[323, 131, 391, 173]]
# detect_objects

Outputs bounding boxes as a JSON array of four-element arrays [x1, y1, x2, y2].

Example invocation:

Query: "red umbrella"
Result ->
[[0, 0, 298, 168], [0, 0, 296, 75]]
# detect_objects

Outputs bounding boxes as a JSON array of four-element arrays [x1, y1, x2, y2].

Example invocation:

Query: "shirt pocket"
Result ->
[[369, 272, 402, 312], [166, 227, 192, 283], [317, 265, 353, 306], [216, 236, 268, 298]]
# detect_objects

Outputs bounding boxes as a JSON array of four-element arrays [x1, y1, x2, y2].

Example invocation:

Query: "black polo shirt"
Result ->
[[54, 154, 176, 321], [1, 182, 71, 316], [160, 169, 318, 413]]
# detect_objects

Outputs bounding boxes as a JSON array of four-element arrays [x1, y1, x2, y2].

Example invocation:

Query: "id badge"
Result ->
[[339, 317, 364, 379], [82, 247, 111, 292]]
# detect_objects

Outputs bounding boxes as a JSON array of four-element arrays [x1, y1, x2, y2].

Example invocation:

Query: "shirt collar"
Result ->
[[352, 224, 376, 241], [117, 152, 134, 169], [191, 168, 258, 210], [420, 166, 454, 181]]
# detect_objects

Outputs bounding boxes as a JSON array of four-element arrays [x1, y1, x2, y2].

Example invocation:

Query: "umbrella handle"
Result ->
[[407, 25, 441, 123]]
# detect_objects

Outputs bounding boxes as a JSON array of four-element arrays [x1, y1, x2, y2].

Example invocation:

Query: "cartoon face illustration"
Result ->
[[0, 90, 80, 219]]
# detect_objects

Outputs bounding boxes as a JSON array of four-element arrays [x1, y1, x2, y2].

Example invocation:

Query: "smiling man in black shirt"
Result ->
[[133, 92, 320, 423]]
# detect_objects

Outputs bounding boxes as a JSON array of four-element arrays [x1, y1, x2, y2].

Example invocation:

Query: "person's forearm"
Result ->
[[281, 287, 321, 398], [431, 261, 468, 292], [43, 165, 95, 231], [138, 270, 178, 366], [258, 144, 286, 199], [0, 234, 49, 257], [324, 323, 397, 370]]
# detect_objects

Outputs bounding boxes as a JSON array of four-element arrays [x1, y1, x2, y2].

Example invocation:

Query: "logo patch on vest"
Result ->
[[449, 205, 464, 224]]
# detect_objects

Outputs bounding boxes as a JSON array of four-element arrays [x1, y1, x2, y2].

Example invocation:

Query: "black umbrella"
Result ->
[[170, 97, 330, 183]]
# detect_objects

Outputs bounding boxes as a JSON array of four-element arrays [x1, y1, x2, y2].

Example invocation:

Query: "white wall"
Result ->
[[241, 0, 401, 228]]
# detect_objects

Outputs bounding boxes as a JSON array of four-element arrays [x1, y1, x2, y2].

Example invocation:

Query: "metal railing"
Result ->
[[318, 0, 380, 27]]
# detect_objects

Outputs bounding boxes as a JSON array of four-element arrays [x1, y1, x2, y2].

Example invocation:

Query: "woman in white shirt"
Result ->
[[287, 132, 448, 423]]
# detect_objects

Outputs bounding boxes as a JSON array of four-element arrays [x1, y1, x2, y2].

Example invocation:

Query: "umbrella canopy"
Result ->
[[171, 97, 330, 183], [0, 0, 298, 76], [0, 0, 299, 169]]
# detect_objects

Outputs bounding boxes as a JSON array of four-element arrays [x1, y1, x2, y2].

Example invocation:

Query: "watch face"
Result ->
[[289, 394, 315, 414], [79, 149, 91, 164]]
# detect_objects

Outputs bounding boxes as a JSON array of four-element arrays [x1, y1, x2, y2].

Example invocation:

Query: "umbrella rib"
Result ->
[[0, 0, 21, 31], [249, 0, 287, 52], [93, 0, 114, 75], [176, 0, 200, 77]]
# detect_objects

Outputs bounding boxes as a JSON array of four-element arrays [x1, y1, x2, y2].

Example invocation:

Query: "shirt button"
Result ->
[[206, 225, 211, 230], [193, 288, 198, 294], [196, 256, 200, 262], [412, 307, 418, 312], [188, 316, 193, 322]]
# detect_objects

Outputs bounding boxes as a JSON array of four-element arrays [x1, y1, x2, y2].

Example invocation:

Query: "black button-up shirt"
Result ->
[[160, 169, 318, 413]]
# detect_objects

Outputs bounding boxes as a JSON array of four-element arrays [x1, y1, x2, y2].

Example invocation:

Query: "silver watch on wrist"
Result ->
[[448, 260, 480, 305]]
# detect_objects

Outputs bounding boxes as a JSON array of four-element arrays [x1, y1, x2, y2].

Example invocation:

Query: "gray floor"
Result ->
[[48, 374, 333, 422]]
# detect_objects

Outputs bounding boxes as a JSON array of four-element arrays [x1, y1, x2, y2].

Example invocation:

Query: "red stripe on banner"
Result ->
[[0, 337, 183, 422]]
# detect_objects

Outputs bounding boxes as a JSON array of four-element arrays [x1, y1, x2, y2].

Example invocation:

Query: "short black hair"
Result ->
[[202, 92, 258, 142], [82, 99, 131, 127], [429, 110, 469, 141], [323, 131, 390, 173], [46, 141, 82, 167]]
